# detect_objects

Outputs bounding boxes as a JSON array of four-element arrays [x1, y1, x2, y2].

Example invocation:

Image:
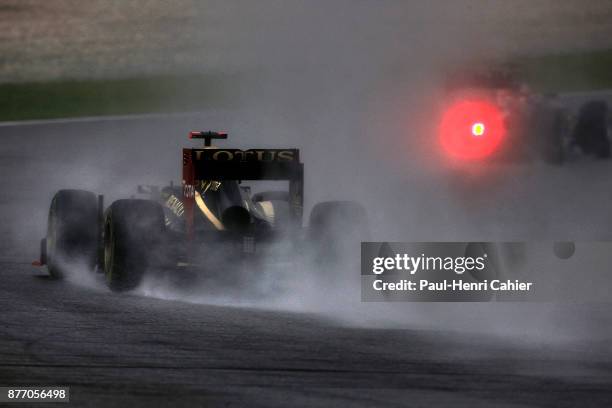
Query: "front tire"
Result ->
[[46, 189, 99, 279], [104, 199, 165, 292]]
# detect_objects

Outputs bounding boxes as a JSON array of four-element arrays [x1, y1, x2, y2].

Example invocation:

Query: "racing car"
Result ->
[[440, 67, 567, 164], [36, 131, 368, 291], [439, 66, 610, 165]]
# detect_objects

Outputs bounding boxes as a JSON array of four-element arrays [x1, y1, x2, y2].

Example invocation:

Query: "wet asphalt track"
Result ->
[[1, 115, 612, 407]]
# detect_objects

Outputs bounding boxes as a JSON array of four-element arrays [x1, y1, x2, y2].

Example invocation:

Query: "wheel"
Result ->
[[252, 191, 290, 202], [308, 201, 368, 263], [46, 189, 99, 279], [104, 199, 165, 292], [572, 100, 610, 158]]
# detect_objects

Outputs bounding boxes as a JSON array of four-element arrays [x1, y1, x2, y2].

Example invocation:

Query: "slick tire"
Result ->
[[573, 100, 611, 159], [308, 201, 368, 264], [104, 199, 165, 292], [45, 190, 100, 278], [46, 189, 99, 279]]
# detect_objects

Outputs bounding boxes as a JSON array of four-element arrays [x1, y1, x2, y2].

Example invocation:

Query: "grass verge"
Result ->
[[0, 73, 235, 122], [518, 48, 612, 92]]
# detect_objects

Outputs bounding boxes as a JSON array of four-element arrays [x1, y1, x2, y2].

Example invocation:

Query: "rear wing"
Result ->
[[182, 148, 304, 236], [183, 148, 302, 180]]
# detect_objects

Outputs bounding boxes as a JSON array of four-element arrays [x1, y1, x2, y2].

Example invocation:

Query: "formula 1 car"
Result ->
[[36, 131, 368, 291], [440, 67, 569, 164], [440, 66, 612, 165]]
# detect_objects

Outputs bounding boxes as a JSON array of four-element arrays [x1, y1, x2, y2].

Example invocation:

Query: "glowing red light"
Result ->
[[471, 122, 485, 136], [439, 100, 506, 160]]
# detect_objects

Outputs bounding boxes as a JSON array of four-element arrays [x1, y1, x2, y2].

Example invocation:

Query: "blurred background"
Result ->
[[2, 0, 612, 119], [2, 0, 612, 338]]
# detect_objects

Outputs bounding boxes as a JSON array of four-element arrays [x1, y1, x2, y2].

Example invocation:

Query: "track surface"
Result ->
[[1, 115, 612, 407]]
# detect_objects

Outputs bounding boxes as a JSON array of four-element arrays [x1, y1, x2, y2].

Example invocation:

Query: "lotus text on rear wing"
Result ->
[[192, 149, 299, 162]]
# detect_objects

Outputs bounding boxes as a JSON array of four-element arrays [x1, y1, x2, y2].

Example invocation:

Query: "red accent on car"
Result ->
[[439, 99, 506, 160], [189, 131, 228, 139]]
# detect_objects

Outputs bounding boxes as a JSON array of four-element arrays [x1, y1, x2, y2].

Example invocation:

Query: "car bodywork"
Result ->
[[37, 131, 367, 291], [141, 140, 306, 267], [440, 66, 569, 164]]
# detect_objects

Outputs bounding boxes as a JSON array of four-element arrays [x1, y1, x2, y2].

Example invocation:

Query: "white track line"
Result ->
[[0, 111, 206, 128], [2, 89, 611, 128]]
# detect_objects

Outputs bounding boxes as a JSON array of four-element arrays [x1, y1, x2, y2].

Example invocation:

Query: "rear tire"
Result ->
[[572, 100, 610, 159], [104, 199, 165, 292], [308, 201, 368, 264], [46, 189, 99, 279]]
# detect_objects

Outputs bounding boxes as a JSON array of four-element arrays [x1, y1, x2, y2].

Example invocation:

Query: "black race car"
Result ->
[[441, 67, 610, 165], [441, 69, 567, 164], [37, 131, 367, 291]]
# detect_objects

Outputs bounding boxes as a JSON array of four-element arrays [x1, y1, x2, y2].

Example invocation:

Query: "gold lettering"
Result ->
[[258, 151, 276, 161], [165, 195, 185, 217], [277, 150, 295, 161], [212, 151, 233, 161], [193, 149, 296, 162]]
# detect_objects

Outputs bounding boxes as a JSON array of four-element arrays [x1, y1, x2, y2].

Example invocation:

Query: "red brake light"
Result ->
[[439, 99, 506, 160]]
